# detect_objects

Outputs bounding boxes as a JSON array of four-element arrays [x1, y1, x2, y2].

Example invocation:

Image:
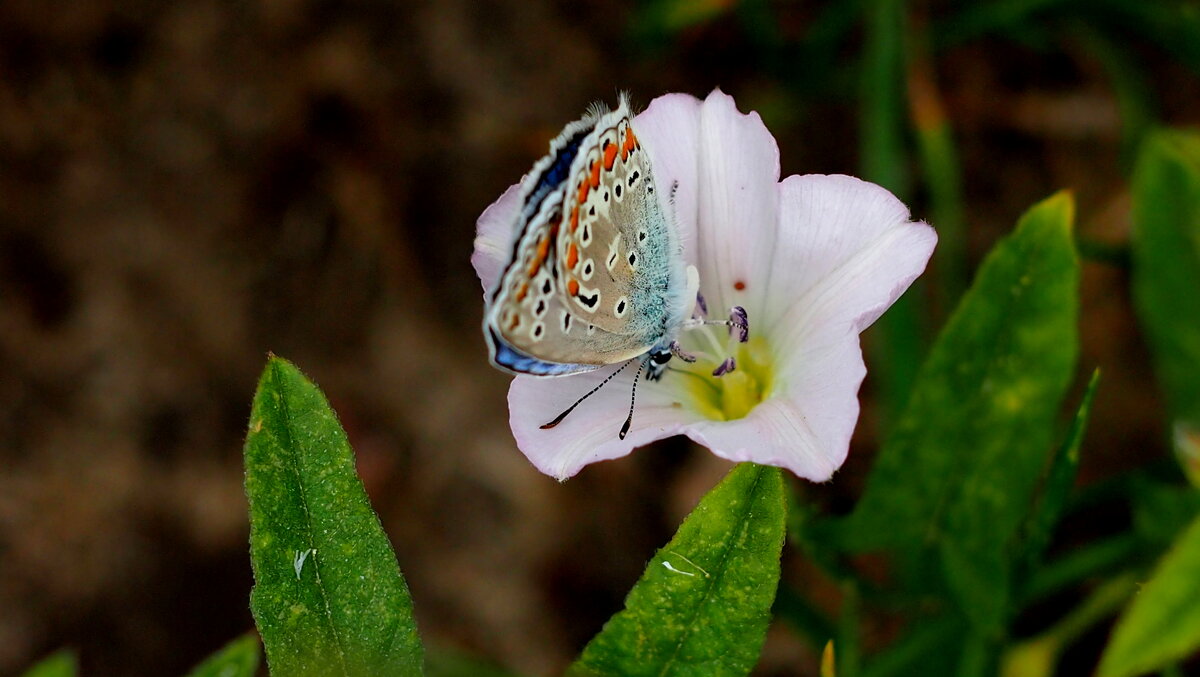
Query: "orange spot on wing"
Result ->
[[566, 243, 578, 270], [604, 143, 618, 170], [589, 160, 601, 188], [567, 279, 579, 296], [734, 280, 746, 291], [569, 206, 579, 232], [516, 283, 529, 301], [621, 128, 637, 160], [577, 179, 589, 204], [528, 237, 550, 276]]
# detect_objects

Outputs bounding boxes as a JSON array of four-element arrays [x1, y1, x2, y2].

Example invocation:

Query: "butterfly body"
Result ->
[[484, 95, 692, 378]]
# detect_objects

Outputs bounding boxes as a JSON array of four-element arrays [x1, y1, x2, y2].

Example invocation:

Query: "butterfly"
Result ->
[[483, 94, 696, 389]]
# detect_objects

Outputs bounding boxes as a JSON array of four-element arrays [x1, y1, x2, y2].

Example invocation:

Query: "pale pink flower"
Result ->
[[473, 90, 936, 481]]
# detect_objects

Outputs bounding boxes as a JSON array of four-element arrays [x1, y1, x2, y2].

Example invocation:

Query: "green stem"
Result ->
[[860, 617, 961, 677], [1000, 576, 1137, 677], [1022, 534, 1140, 603], [837, 583, 863, 677], [907, 14, 967, 316], [860, 0, 927, 428], [957, 631, 993, 677]]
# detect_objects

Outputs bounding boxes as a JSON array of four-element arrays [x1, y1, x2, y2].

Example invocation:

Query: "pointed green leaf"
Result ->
[[846, 192, 1080, 633], [1131, 130, 1200, 428], [1019, 369, 1101, 575], [569, 464, 786, 677], [245, 357, 422, 676], [20, 651, 76, 677], [1100, 515, 1200, 677], [186, 634, 261, 677]]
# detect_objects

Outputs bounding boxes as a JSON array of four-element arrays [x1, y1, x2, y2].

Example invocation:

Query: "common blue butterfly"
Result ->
[[483, 95, 695, 374], [484, 95, 744, 436]]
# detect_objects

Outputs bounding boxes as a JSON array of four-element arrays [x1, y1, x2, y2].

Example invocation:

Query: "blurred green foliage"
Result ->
[[184, 635, 260, 677], [19, 651, 77, 677], [1132, 131, 1200, 432]]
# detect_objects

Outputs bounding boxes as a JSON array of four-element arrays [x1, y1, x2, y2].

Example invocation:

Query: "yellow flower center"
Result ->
[[682, 336, 775, 421]]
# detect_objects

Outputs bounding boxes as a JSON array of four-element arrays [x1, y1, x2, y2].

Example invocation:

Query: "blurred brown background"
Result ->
[[1, 0, 1195, 674]]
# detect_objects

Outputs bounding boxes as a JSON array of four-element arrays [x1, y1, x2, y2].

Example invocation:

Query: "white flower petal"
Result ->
[[695, 90, 781, 316], [681, 345, 859, 477], [509, 370, 704, 480], [634, 94, 703, 263], [691, 324, 868, 477], [767, 174, 937, 364], [472, 183, 521, 295]]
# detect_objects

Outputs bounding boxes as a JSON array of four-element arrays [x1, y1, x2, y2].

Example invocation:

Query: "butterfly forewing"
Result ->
[[554, 99, 679, 343], [485, 96, 677, 375]]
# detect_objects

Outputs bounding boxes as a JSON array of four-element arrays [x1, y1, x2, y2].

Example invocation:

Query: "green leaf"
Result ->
[[245, 356, 422, 676], [845, 192, 1081, 633], [1100, 515, 1200, 677], [1019, 369, 1101, 576], [1131, 130, 1200, 428], [186, 634, 261, 677], [20, 651, 76, 677], [1131, 477, 1200, 548], [569, 463, 786, 677]]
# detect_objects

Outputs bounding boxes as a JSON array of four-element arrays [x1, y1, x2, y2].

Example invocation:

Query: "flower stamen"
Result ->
[[681, 305, 751, 377]]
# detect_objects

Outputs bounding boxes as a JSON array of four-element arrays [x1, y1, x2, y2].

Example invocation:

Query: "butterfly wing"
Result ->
[[485, 98, 675, 376], [554, 96, 687, 345]]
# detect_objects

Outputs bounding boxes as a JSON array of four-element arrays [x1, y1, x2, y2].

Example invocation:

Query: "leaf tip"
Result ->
[[1044, 190, 1077, 232], [820, 640, 836, 677]]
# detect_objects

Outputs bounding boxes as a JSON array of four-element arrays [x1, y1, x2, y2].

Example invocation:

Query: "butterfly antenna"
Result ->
[[540, 359, 634, 430], [619, 357, 649, 440]]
